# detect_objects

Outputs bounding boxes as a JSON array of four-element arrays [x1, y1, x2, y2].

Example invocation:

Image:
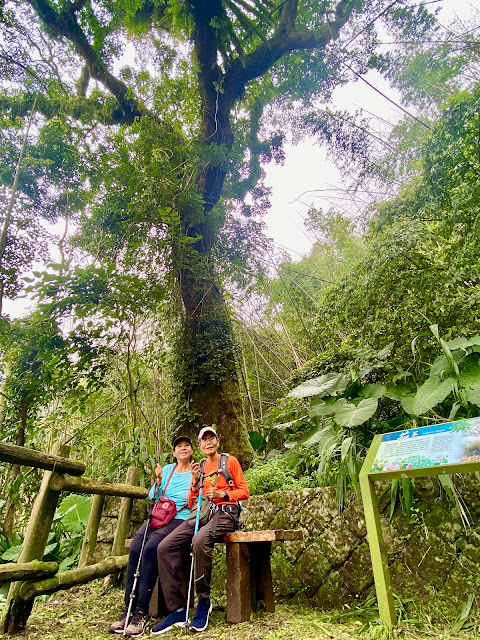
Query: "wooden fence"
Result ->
[[0, 441, 148, 634]]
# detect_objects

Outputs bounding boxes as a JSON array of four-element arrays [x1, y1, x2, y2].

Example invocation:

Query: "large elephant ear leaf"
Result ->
[[465, 385, 480, 406], [458, 357, 480, 388], [56, 494, 92, 533], [409, 377, 456, 415], [287, 373, 348, 398], [334, 398, 378, 428]]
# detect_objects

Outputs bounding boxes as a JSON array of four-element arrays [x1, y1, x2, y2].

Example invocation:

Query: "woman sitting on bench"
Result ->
[[109, 436, 193, 637]]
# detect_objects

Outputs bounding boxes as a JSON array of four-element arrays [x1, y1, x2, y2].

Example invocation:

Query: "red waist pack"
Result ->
[[150, 495, 178, 529], [150, 464, 186, 529]]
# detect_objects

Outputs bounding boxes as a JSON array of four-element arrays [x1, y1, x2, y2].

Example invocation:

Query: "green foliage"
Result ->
[[244, 455, 312, 495], [0, 495, 92, 572]]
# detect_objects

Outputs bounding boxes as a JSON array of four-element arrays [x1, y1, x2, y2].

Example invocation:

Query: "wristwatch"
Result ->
[[222, 491, 229, 501]]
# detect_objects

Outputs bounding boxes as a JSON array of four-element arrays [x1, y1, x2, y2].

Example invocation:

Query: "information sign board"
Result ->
[[370, 418, 480, 473], [359, 416, 480, 629]]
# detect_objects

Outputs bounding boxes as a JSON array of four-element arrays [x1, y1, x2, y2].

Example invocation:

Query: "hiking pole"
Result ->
[[183, 467, 205, 628], [123, 496, 155, 636]]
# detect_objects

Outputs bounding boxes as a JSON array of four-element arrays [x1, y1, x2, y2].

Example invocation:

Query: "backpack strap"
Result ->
[[218, 453, 235, 491]]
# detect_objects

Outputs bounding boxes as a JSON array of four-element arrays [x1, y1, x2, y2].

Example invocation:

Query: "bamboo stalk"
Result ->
[[253, 343, 263, 419], [263, 279, 303, 369], [238, 331, 255, 424], [241, 327, 288, 388]]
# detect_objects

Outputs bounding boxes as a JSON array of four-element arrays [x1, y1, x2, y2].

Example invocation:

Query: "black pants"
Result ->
[[157, 512, 236, 611], [124, 518, 184, 614]]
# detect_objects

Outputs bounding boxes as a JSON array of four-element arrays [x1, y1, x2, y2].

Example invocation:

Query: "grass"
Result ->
[[2, 581, 479, 640]]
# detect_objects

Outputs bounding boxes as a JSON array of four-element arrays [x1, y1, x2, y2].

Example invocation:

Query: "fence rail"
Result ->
[[0, 441, 146, 634], [0, 442, 86, 475]]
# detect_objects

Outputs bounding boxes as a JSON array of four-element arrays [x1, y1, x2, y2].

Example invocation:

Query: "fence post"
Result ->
[[78, 478, 108, 568], [0, 443, 70, 634], [109, 466, 139, 585]]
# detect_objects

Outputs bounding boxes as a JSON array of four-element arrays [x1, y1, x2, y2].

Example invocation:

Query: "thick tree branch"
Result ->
[[27, 0, 146, 123], [224, 0, 352, 107], [0, 94, 133, 126]]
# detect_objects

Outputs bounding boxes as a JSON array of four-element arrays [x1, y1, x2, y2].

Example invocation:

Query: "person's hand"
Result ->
[[205, 486, 226, 500], [155, 463, 163, 485], [191, 461, 201, 487]]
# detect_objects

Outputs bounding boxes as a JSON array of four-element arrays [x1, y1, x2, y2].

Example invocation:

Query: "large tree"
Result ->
[[0, 0, 434, 463]]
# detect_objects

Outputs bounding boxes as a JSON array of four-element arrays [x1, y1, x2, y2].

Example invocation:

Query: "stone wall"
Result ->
[[94, 495, 148, 563], [96, 474, 480, 614]]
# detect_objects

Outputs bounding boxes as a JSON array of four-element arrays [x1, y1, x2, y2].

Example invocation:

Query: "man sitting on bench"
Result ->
[[152, 426, 249, 634]]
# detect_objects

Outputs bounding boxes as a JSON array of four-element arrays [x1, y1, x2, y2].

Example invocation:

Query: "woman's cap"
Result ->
[[198, 427, 219, 442], [172, 435, 193, 448]]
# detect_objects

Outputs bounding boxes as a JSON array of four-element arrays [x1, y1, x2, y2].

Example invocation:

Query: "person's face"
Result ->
[[199, 433, 219, 457], [174, 440, 193, 461]]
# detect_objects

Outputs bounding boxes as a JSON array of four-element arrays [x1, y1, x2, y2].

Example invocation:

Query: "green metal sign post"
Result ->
[[359, 417, 480, 628]]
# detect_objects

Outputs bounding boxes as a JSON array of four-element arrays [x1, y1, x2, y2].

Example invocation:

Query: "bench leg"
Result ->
[[250, 542, 275, 613], [226, 542, 252, 623]]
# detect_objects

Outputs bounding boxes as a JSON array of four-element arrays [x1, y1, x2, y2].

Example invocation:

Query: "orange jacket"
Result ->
[[188, 454, 249, 508]]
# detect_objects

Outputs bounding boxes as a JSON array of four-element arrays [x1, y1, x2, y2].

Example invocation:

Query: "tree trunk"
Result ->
[[169, 2, 254, 467], [176, 274, 253, 467]]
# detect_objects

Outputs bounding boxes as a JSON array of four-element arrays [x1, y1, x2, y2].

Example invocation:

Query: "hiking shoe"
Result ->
[[151, 607, 188, 635], [124, 611, 149, 637], [189, 598, 212, 633], [109, 611, 130, 634]]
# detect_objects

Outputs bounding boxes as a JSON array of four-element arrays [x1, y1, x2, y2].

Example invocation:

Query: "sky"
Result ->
[[262, 0, 478, 260], [263, 71, 401, 260], [2, 0, 477, 317]]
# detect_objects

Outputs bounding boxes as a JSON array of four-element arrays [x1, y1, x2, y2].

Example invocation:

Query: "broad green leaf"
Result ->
[[309, 397, 338, 418], [389, 478, 399, 520], [408, 376, 456, 415], [399, 393, 417, 414], [429, 323, 440, 340], [248, 431, 266, 452], [459, 358, 480, 387], [446, 335, 480, 350], [299, 425, 331, 446], [448, 402, 461, 420], [1, 544, 22, 562], [465, 386, 480, 406], [430, 354, 451, 377], [56, 494, 92, 533], [376, 342, 394, 360], [340, 436, 352, 460], [359, 384, 387, 399], [287, 373, 348, 398], [385, 386, 412, 401], [44, 542, 60, 558], [334, 398, 378, 427], [452, 593, 475, 632]]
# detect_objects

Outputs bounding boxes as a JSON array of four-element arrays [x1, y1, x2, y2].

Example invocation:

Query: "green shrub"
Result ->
[[245, 455, 312, 495]]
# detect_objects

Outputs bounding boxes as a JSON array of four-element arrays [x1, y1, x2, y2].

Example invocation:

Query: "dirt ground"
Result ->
[[3, 581, 479, 640]]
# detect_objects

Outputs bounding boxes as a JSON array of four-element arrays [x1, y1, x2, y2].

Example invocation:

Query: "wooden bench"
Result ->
[[222, 529, 303, 623], [125, 528, 303, 623]]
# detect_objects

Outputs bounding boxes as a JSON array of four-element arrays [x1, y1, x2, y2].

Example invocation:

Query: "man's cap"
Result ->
[[172, 435, 193, 449], [198, 426, 219, 442]]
